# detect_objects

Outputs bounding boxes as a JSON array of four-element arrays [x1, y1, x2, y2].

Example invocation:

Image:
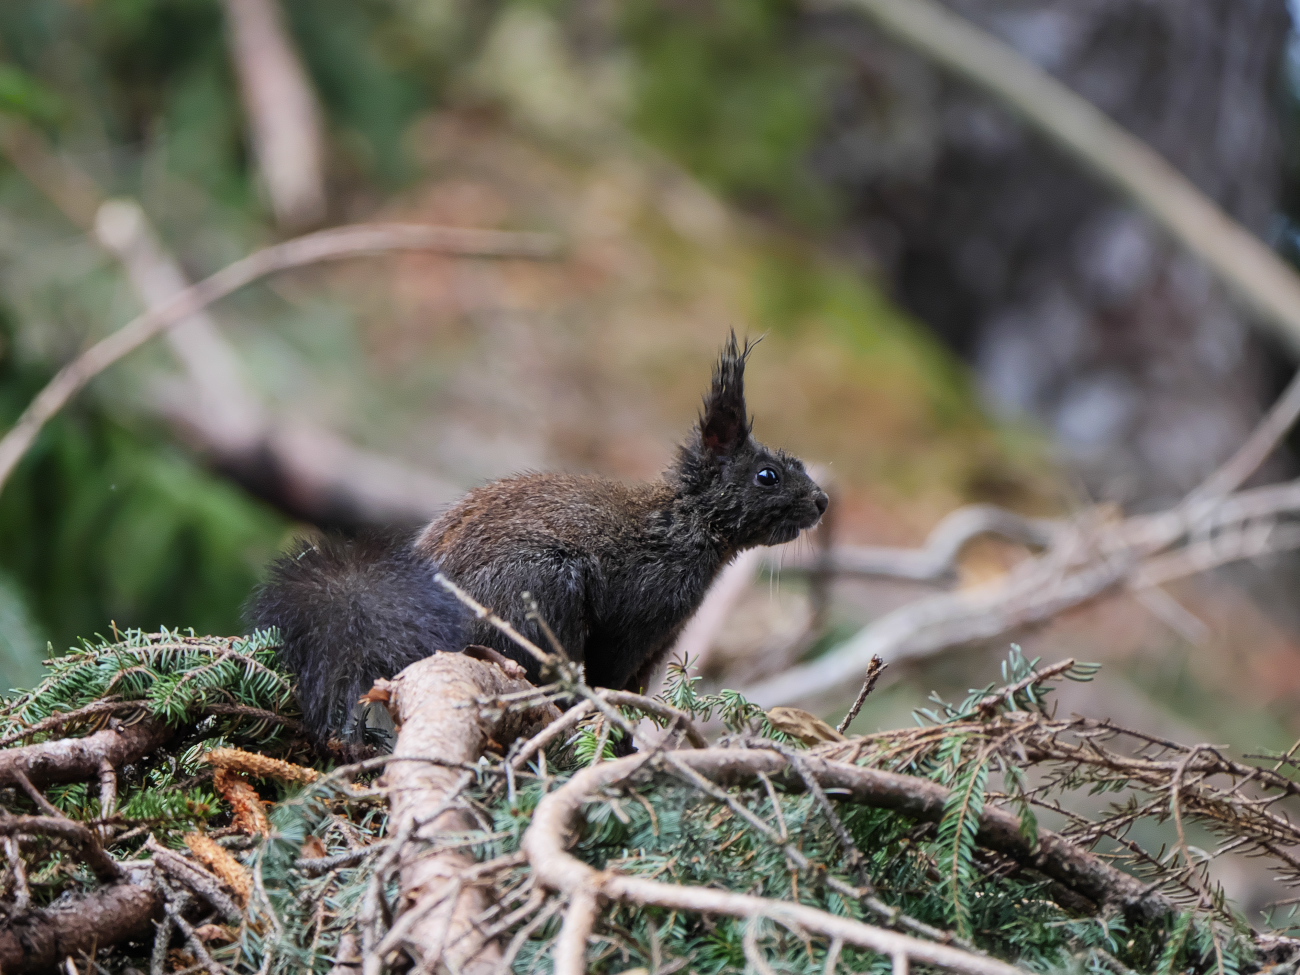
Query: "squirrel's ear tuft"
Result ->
[[699, 331, 756, 456]]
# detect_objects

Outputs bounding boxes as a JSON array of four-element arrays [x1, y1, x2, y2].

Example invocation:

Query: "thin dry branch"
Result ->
[[524, 750, 1035, 975], [745, 525, 1128, 708], [0, 220, 558, 503], [0, 812, 121, 882], [147, 836, 246, 921], [772, 505, 1058, 583], [747, 469, 1300, 709], [1187, 368, 1300, 503], [837, 656, 886, 735], [553, 888, 599, 975]]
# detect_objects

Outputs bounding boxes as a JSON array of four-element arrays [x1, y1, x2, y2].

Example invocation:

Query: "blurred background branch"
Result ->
[[219, 0, 326, 231], [838, 0, 1300, 355]]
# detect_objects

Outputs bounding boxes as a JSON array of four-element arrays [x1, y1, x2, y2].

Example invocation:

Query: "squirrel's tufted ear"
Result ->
[[699, 331, 756, 456]]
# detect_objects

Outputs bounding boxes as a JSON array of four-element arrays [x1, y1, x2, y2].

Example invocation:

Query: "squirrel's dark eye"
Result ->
[[754, 467, 781, 488]]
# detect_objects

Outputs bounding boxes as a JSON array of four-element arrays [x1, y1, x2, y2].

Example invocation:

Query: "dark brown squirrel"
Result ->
[[247, 334, 828, 747]]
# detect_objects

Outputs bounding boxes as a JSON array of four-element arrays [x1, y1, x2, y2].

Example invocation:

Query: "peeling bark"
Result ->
[[381, 653, 557, 974]]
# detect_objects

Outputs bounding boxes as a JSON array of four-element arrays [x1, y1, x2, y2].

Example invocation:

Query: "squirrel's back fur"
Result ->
[[418, 474, 723, 691], [248, 334, 828, 748]]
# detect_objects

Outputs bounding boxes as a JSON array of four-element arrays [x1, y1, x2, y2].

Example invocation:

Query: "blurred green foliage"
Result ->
[[622, 0, 835, 222], [0, 312, 286, 683]]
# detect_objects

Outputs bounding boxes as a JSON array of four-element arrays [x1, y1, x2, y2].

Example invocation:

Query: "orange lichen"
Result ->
[[205, 746, 320, 784], [184, 831, 253, 906]]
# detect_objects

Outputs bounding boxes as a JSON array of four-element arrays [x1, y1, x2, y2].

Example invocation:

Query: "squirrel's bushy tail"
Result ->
[[246, 532, 469, 747]]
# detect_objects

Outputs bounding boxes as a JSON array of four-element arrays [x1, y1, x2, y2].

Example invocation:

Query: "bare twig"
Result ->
[[158, 881, 227, 975], [824, 937, 843, 975], [973, 658, 1077, 715], [746, 470, 1300, 709], [297, 843, 390, 876], [494, 900, 563, 975], [1187, 369, 1300, 503], [744, 532, 1128, 708], [3, 834, 30, 911], [433, 573, 555, 668], [8, 767, 63, 818], [146, 837, 245, 922], [510, 700, 595, 771], [837, 656, 886, 735], [743, 919, 781, 975], [771, 505, 1058, 583], [598, 690, 709, 749], [553, 888, 599, 975], [737, 0, 1300, 712], [0, 812, 122, 882]]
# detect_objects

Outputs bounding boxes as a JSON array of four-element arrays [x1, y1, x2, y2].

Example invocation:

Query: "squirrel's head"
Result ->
[[673, 332, 829, 549]]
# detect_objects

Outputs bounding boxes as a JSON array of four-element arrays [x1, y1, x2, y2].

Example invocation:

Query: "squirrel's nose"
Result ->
[[814, 490, 829, 515]]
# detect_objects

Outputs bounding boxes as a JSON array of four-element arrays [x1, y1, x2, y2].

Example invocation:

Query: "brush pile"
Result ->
[[2, 631, 1300, 975]]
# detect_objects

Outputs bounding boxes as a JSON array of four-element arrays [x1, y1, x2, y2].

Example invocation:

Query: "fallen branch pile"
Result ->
[[2, 627, 1300, 975]]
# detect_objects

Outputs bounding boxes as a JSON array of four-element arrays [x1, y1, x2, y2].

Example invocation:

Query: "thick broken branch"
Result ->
[[0, 879, 162, 974], [379, 652, 559, 974]]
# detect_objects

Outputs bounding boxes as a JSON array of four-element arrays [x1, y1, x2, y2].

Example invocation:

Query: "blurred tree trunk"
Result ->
[[814, 0, 1292, 503]]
